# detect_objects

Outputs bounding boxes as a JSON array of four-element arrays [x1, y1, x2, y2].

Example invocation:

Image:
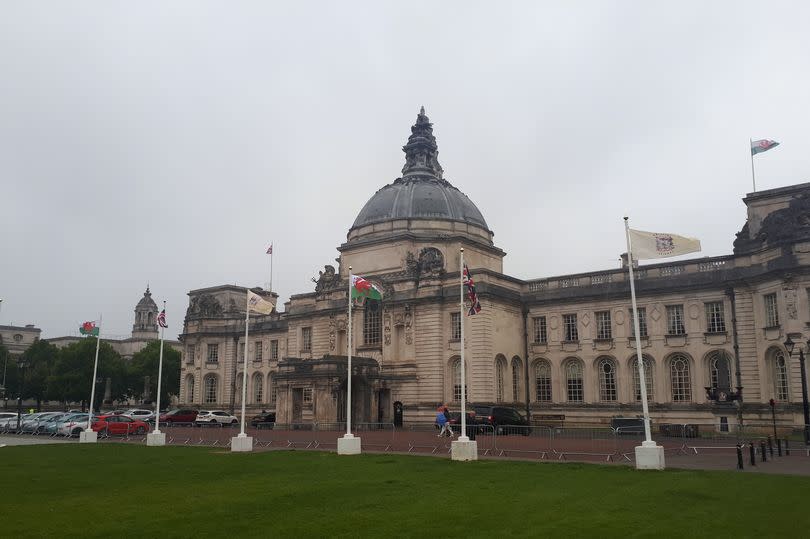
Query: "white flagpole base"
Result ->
[[79, 430, 98, 444], [451, 438, 478, 461], [230, 433, 254, 452], [337, 434, 362, 455], [634, 442, 666, 470], [146, 432, 166, 446]]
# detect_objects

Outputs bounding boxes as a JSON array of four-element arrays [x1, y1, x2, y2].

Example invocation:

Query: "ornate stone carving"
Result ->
[[784, 286, 798, 319], [329, 315, 336, 351], [404, 304, 413, 345], [384, 309, 392, 346], [312, 264, 340, 294], [187, 294, 223, 318], [405, 247, 445, 281], [734, 193, 810, 253]]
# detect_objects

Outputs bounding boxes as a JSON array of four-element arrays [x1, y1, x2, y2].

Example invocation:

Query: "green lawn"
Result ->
[[2, 444, 809, 538]]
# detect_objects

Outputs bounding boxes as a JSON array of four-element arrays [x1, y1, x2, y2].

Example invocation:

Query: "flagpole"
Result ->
[[459, 248, 468, 441], [624, 218, 653, 445], [153, 302, 166, 436], [87, 314, 102, 432], [270, 243, 273, 292], [346, 266, 353, 437], [750, 138, 756, 192], [240, 290, 250, 436]]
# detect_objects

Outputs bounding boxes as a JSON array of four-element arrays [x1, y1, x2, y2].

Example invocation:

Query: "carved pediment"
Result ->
[[186, 294, 224, 319]]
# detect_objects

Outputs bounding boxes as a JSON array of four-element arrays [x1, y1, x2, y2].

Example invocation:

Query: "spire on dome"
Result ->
[[401, 106, 444, 180]]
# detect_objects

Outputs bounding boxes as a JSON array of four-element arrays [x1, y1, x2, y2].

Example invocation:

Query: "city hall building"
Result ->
[[178, 108, 810, 428]]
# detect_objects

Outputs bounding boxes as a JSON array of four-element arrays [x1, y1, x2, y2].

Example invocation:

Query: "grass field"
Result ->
[[3, 444, 809, 538]]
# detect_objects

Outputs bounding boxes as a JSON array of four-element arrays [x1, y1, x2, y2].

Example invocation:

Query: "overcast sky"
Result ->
[[2, 1, 808, 340]]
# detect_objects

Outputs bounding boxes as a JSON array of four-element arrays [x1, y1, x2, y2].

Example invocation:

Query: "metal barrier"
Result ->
[[551, 427, 619, 462], [491, 424, 551, 459]]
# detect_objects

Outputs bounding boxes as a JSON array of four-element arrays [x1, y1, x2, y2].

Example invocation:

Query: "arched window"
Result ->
[[670, 354, 692, 402], [363, 300, 382, 345], [495, 356, 507, 402], [203, 375, 217, 404], [598, 357, 617, 402], [185, 374, 195, 403], [451, 358, 466, 401], [534, 359, 552, 402], [709, 351, 732, 389], [511, 357, 522, 402], [775, 351, 789, 401], [253, 373, 263, 404], [566, 359, 584, 402], [631, 356, 654, 402]]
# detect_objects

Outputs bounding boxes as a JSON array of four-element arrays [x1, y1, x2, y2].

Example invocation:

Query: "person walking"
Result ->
[[436, 404, 454, 438]]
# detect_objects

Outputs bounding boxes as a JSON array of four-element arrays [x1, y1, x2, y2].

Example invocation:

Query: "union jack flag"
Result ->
[[157, 309, 168, 328], [462, 264, 482, 316]]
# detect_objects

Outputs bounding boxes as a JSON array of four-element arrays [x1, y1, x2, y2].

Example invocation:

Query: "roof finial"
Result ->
[[402, 107, 443, 180], [420, 105, 425, 115]]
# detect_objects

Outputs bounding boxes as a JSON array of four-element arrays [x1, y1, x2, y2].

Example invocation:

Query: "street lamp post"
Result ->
[[783, 335, 810, 445], [15, 357, 28, 432]]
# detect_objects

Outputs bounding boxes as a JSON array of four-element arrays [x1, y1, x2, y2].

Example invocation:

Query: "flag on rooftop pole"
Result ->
[[627, 229, 701, 260], [462, 264, 482, 315], [266, 243, 274, 292], [751, 139, 779, 155], [266, 244, 273, 255]]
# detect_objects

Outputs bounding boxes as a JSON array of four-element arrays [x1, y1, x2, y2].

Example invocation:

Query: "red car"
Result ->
[[159, 409, 198, 424], [92, 414, 149, 436]]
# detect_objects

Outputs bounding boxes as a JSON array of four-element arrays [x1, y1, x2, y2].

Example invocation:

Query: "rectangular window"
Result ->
[[303, 387, 313, 404], [254, 341, 263, 362], [666, 305, 685, 335], [206, 343, 219, 363], [301, 327, 312, 352], [270, 340, 279, 360], [630, 308, 648, 338], [451, 312, 461, 341], [533, 316, 547, 344], [764, 293, 779, 327], [186, 345, 196, 364], [705, 302, 726, 333], [596, 311, 612, 340], [271, 378, 277, 404], [563, 314, 578, 342], [238, 342, 245, 363], [364, 304, 382, 345]]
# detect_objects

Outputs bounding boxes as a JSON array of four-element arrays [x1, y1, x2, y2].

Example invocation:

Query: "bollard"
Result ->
[[736, 444, 744, 470], [749, 443, 756, 466], [785, 439, 790, 456], [777, 438, 782, 457], [760, 440, 767, 462], [768, 436, 774, 457]]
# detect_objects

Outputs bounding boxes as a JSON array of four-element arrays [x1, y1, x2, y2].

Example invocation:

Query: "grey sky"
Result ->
[[2, 1, 808, 340]]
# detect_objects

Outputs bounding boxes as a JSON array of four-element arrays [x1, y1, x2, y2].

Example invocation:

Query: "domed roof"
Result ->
[[350, 108, 489, 232], [136, 286, 158, 311]]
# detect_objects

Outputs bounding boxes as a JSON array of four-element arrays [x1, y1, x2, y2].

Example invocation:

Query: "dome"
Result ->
[[136, 286, 158, 311], [350, 107, 489, 232]]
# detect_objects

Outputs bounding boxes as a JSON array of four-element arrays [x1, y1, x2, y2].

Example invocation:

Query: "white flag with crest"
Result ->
[[247, 290, 275, 314], [629, 229, 701, 260]]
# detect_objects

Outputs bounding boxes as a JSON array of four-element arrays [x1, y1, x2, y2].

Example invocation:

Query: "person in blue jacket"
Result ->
[[436, 404, 454, 437]]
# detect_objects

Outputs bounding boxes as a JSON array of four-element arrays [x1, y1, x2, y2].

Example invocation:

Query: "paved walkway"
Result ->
[[0, 435, 73, 447]]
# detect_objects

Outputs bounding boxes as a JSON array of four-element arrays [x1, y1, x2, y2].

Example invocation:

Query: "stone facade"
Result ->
[[178, 109, 810, 428]]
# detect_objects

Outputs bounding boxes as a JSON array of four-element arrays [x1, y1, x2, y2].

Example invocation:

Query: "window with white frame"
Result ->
[[253, 373, 263, 404], [301, 327, 312, 352], [630, 308, 648, 338], [254, 341, 263, 362], [563, 314, 578, 341], [207, 343, 219, 363], [269, 374, 277, 404], [709, 352, 732, 389], [775, 351, 789, 401], [670, 354, 692, 402], [495, 357, 506, 402], [764, 293, 779, 327], [204, 375, 217, 404], [705, 302, 726, 333], [303, 387, 313, 404], [270, 340, 279, 360], [534, 360, 552, 402], [186, 345, 196, 363], [598, 357, 617, 401], [596, 311, 612, 340], [666, 305, 686, 335], [451, 312, 461, 341], [631, 356, 654, 402], [566, 360, 584, 402], [363, 301, 382, 345], [533, 316, 547, 344], [511, 358, 522, 402]]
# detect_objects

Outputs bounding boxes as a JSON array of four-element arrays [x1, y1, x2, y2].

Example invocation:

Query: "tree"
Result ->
[[47, 338, 127, 411], [19, 340, 59, 409], [128, 340, 181, 408], [0, 343, 11, 405]]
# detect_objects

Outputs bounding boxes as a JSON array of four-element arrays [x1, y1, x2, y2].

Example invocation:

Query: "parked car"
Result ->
[[92, 415, 149, 436], [195, 410, 238, 425], [471, 405, 530, 435], [122, 409, 155, 422], [21, 412, 63, 433], [249, 411, 276, 428], [159, 409, 199, 424], [34, 413, 71, 434], [59, 415, 96, 437]]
